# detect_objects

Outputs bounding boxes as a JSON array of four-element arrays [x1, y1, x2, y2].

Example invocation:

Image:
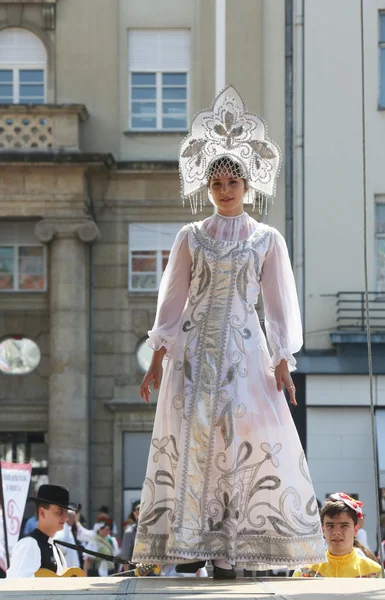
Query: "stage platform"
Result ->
[[1, 576, 385, 600]]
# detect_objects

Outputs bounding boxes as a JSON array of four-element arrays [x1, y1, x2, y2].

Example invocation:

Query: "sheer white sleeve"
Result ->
[[147, 226, 191, 357], [260, 228, 303, 372]]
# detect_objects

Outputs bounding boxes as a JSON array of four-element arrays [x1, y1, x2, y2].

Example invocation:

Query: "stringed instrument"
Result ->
[[35, 567, 86, 578], [35, 563, 160, 578]]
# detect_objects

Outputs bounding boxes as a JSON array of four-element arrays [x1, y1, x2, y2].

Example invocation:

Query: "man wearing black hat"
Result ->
[[7, 484, 78, 578]]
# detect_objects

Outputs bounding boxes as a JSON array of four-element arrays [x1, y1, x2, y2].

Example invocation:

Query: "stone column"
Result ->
[[35, 219, 100, 509]]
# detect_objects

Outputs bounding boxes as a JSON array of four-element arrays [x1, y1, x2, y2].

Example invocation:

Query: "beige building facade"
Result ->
[[297, 0, 385, 549], [0, 0, 288, 530]]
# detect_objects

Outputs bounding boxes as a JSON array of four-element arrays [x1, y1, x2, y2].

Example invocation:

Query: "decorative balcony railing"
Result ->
[[336, 291, 385, 331], [0, 104, 88, 153]]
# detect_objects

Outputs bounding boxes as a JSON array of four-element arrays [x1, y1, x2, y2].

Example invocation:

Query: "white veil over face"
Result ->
[[179, 85, 282, 214]]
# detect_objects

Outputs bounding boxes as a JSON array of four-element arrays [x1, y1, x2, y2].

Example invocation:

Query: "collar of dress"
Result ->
[[326, 549, 356, 564], [213, 211, 247, 221]]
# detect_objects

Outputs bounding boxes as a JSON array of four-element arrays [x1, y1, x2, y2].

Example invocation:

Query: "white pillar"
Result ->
[[216, 0, 226, 93], [35, 219, 100, 509]]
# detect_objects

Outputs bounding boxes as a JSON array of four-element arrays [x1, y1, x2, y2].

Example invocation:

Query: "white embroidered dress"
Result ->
[[133, 211, 325, 569]]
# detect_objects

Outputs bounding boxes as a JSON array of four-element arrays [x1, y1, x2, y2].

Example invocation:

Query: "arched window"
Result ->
[[0, 28, 47, 104]]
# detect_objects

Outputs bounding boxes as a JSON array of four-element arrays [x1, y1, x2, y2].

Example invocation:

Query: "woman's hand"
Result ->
[[274, 359, 297, 406], [140, 348, 166, 403]]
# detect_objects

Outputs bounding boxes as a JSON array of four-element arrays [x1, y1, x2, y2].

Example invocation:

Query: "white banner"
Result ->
[[0, 461, 32, 569], [0, 506, 5, 573]]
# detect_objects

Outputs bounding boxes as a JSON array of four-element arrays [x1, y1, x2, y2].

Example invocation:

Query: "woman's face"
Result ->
[[209, 175, 247, 216], [98, 524, 110, 537]]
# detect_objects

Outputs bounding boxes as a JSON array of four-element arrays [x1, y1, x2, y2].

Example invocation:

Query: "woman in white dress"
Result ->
[[132, 87, 325, 579]]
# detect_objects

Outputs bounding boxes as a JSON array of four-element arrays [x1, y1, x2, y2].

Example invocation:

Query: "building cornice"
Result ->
[[0, 103, 89, 120], [0, 1, 58, 4], [0, 152, 115, 167], [116, 161, 178, 173]]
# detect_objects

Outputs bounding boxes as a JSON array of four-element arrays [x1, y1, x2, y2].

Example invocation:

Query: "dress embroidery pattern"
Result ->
[[133, 220, 325, 569]]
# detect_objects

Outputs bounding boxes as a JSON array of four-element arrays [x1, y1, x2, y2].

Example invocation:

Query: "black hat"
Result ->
[[28, 484, 78, 511]]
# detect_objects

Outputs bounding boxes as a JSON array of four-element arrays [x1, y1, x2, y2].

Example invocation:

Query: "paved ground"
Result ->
[[1, 576, 385, 600]]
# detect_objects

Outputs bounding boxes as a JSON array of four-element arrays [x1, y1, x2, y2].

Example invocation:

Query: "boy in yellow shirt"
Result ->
[[293, 493, 382, 578]]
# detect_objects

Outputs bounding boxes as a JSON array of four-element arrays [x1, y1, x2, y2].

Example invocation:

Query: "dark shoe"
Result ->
[[175, 561, 206, 573], [212, 565, 236, 579]]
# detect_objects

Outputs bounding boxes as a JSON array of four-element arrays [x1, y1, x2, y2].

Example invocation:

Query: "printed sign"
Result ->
[[0, 461, 32, 569]]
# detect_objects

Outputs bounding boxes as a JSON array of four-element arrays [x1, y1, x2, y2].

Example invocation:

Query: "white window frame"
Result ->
[[0, 64, 47, 104], [128, 222, 181, 292], [128, 248, 170, 292], [380, 12, 385, 109], [0, 244, 47, 292], [129, 70, 189, 132]]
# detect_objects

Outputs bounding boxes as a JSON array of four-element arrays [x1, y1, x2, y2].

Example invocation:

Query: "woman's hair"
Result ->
[[353, 538, 379, 563], [95, 512, 112, 527], [320, 498, 358, 526], [207, 156, 247, 185]]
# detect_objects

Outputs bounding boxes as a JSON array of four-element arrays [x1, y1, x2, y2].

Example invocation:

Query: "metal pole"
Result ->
[[285, 0, 294, 262], [0, 463, 10, 569], [215, 0, 226, 93], [293, 0, 305, 322]]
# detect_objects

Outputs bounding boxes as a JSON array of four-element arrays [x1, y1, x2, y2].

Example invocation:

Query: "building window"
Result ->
[[128, 30, 190, 131], [0, 28, 47, 104], [0, 245, 46, 291], [376, 202, 385, 293], [128, 222, 181, 291], [380, 13, 385, 109], [0, 432, 48, 492], [0, 222, 47, 291]]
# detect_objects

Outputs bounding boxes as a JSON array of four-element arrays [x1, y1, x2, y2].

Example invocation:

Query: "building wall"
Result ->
[[304, 0, 385, 350], [56, 0, 120, 156], [307, 404, 377, 550], [0, 0, 288, 525]]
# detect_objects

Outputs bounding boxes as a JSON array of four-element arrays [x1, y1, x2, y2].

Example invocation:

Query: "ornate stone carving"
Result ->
[[0, 114, 53, 151], [76, 220, 100, 243], [35, 219, 100, 244]]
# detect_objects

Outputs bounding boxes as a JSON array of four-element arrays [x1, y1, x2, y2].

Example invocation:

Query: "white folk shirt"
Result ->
[[54, 523, 80, 568], [7, 536, 67, 578]]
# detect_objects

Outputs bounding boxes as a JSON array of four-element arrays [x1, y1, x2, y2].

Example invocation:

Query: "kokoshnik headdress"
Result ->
[[179, 85, 282, 214]]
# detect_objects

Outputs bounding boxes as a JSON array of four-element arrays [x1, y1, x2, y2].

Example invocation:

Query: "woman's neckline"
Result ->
[[214, 211, 247, 220]]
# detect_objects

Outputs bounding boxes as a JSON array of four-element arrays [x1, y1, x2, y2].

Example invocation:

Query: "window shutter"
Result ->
[[129, 223, 183, 252], [128, 30, 190, 71], [0, 221, 40, 244], [0, 28, 47, 65]]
